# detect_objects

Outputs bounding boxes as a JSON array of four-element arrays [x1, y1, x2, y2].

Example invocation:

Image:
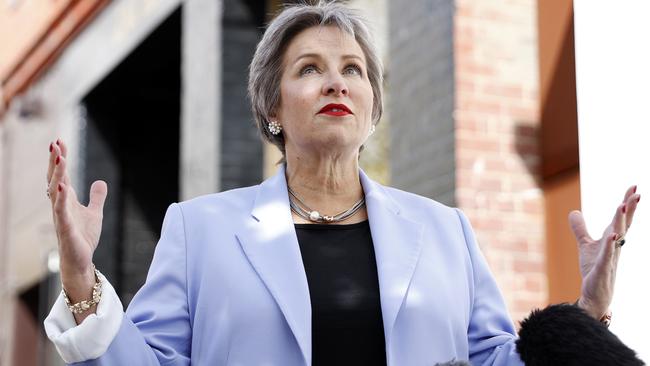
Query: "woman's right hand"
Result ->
[[47, 139, 107, 315]]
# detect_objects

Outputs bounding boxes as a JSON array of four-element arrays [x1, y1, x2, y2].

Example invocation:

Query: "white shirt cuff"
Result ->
[[43, 272, 124, 363]]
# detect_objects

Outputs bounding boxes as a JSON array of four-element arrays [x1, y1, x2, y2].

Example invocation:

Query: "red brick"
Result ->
[[457, 136, 501, 152], [505, 105, 538, 121], [456, 61, 497, 77], [523, 199, 543, 214], [456, 79, 475, 95], [514, 258, 545, 273], [479, 8, 513, 23], [471, 216, 505, 231], [482, 84, 523, 99]]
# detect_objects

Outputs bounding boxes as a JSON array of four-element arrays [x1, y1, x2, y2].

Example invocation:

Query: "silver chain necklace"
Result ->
[[287, 186, 365, 223]]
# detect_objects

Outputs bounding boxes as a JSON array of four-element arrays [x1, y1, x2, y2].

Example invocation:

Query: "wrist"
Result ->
[[62, 266, 102, 315], [576, 297, 612, 326], [60, 264, 96, 301], [60, 261, 94, 280]]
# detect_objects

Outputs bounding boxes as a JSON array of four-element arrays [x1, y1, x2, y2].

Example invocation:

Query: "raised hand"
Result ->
[[47, 139, 108, 321], [568, 186, 641, 320]]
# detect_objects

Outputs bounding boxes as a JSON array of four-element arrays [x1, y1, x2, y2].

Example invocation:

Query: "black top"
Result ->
[[294, 220, 387, 366]]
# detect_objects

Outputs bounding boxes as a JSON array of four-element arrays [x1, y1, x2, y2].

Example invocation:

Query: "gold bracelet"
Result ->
[[62, 266, 102, 314]]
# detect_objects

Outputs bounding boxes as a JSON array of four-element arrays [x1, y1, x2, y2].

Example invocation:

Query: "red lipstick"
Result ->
[[318, 103, 352, 117]]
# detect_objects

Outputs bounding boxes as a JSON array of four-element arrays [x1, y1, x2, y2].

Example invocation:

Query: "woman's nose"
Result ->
[[322, 74, 348, 96]]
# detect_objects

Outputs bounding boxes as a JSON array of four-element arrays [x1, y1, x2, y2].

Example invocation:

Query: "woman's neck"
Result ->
[[284, 152, 366, 223]]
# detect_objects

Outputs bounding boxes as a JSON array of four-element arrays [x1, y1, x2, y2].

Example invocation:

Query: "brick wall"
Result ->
[[454, 0, 545, 322], [389, 0, 546, 323]]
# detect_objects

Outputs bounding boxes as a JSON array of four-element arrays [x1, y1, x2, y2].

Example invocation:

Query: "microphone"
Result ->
[[517, 304, 645, 366]]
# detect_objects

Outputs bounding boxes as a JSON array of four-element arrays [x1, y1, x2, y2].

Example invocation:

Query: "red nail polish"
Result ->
[[622, 204, 626, 213], [49, 143, 53, 152], [633, 185, 637, 193], [58, 183, 62, 192], [637, 196, 641, 203], [56, 139, 60, 146], [55, 156, 60, 165]]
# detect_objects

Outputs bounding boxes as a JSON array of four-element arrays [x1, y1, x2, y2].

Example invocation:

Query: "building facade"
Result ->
[[1, 0, 587, 364]]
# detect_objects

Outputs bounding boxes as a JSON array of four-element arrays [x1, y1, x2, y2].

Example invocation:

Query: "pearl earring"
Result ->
[[268, 121, 282, 135], [369, 124, 376, 135]]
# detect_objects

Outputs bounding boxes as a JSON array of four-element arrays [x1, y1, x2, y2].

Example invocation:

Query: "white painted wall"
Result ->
[[574, 1, 650, 361]]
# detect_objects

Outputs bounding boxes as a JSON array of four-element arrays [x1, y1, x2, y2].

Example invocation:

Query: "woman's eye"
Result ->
[[300, 65, 318, 75], [344, 64, 362, 76]]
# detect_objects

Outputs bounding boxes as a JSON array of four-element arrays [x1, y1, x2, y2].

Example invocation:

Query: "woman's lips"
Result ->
[[318, 103, 352, 117], [321, 110, 350, 116]]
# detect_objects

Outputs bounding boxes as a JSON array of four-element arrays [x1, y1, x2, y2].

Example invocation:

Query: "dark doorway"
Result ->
[[81, 7, 181, 306]]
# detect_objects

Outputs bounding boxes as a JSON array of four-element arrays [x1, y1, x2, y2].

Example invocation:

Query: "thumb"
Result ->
[[88, 180, 108, 213], [568, 210, 593, 243]]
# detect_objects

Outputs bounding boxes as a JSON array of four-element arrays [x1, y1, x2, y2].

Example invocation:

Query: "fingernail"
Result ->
[[622, 204, 626, 213], [633, 185, 637, 193], [637, 196, 641, 203], [49, 143, 53, 152], [56, 139, 60, 146], [55, 156, 60, 165], [57, 183, 62, 192]]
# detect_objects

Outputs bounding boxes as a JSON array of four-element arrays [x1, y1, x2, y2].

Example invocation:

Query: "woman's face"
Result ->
[[275, 26, 374, 159]]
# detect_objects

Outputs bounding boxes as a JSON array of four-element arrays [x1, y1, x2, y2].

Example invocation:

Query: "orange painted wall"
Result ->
[[0, 0, 74, 80], [538, 0, 582, 303], [544, 170, 582, 303], [0, 0, 109, 113]]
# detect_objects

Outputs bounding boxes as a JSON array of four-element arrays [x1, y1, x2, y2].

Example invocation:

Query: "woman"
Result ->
[[44, 2, 641, 365]]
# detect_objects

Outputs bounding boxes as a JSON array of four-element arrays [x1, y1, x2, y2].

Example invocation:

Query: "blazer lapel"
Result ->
[[360, 170, 424, 349], [235, 166, 312, 366]]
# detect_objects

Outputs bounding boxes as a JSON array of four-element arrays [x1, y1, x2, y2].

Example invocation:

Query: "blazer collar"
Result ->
[[236, 166, 312, 365], [236, 165, 423, 366], [359, 168, 424, 351]]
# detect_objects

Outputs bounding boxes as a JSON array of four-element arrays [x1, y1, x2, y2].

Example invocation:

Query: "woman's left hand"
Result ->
[[568, 185, 641, 320]]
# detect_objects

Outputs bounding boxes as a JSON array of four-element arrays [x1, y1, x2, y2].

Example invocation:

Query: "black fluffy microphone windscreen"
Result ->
[[516, 304, 645, 366]]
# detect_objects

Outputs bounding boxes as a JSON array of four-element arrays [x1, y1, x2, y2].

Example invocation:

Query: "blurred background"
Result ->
[[0, 0, 646, 365]]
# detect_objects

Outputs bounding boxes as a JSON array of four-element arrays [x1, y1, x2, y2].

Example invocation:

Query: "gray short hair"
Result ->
[[248, 1, 384, 160]]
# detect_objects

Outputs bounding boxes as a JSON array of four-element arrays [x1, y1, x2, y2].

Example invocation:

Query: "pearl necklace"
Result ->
[[287, 186, 365, 223]]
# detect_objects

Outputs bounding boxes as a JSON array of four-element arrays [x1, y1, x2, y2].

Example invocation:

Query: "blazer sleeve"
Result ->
[[455, 209, 525, 366], [46, 203, 192, 365]]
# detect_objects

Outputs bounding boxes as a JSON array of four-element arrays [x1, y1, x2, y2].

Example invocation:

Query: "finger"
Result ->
[[88, 180, 108, 213], [49, 142, 63, 179], [624, 192, 641, 230], [46, 141, 57, 183], [52, 140, 71, 186], [612, 203, 627, 239], [56, 138, 68, 158], [598, 232, 619, 265], [621, 185, 636, 204], [57, 140, 72, 186], [568, 210, 594, 242], [49, 154, 67, 204], [53, 182, 74, 232]]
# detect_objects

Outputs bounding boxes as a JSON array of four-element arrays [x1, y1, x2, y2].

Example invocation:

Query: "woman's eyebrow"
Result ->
[[292, 53, 364, 65], [292, 53, 321, 65]]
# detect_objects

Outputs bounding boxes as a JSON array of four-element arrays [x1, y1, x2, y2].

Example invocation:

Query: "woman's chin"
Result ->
[[297, 134, 362, 156]]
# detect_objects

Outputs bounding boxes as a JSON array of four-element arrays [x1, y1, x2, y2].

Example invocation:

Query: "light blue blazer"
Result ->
[[76, 166, 524, 365]]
